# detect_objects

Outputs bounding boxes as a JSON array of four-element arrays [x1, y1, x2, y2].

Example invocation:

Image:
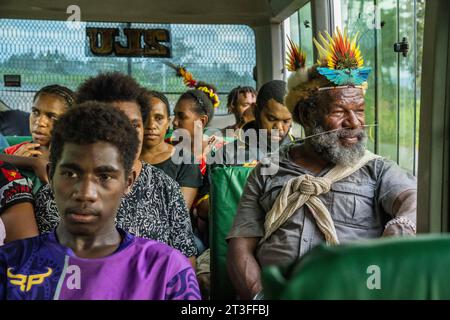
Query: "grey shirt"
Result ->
[[227, 144, 417, 267]]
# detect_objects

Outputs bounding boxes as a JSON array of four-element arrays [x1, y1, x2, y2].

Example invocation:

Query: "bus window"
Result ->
[[283, 2, 314, 139], [284, 1, 314, 68], [0, 20, 256, 116], [339, 0, 425, 175], [283, 0, 424, 174]]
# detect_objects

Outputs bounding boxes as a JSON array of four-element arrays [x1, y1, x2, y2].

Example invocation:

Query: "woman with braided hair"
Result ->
[[1, 85, 75, 193], [3, 84, 75, 161], [168, 65, 224, 298], [163, 63, 223, 172], [168, 64, 223, 185], [172, 80, 220, 223]]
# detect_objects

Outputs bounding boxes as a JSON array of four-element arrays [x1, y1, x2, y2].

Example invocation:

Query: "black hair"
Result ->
[[289, 64, 335, 125], [33, 84, 76, 107], [76, 72, 149, 121], [49, 101, 139, 179], [177, 81, 217, 124], [255, 80, 287, 125], [227, 86, 256, 113], [293, 94, 319, 125], [146, 90, 170, 117]]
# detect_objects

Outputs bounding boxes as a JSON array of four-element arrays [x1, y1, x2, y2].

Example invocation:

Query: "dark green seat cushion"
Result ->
[[209, 165, 253, 300], [263, 234, 450, 299], [5, 136, 32, 147], [0, 136, 32, 153]]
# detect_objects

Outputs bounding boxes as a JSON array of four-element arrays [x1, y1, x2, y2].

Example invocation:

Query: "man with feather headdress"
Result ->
[[226, 28, 417, 300]]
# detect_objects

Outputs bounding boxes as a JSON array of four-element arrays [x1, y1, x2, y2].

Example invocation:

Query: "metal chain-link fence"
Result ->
[[0, 19, 256, 115]]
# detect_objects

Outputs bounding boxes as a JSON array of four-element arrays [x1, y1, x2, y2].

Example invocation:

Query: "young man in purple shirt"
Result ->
[[0, 102, 201, 300]]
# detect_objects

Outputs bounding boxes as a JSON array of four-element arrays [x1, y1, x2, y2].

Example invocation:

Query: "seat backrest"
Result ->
[[262, 234, 450, 299], [5, 136, 32, 147], [0, 136, 31, 153], [209, 165, 253, 300]]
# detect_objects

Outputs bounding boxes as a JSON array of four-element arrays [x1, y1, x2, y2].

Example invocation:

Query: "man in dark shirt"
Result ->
[[211, 80, 294, 167]]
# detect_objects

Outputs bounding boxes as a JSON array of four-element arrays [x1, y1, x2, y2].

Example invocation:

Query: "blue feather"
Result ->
[[317, 67, 372, 86], [355, 67, 371, 84]]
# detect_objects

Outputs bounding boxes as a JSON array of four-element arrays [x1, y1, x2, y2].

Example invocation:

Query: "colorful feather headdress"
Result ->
[[163, 61, 220, 108], [285, 36, 308, 91], [284, 27, 371, 114], [314, 28, 371, 88]]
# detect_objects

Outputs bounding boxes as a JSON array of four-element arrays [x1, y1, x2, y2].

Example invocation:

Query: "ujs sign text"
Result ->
[[86, 27, 171, 57]]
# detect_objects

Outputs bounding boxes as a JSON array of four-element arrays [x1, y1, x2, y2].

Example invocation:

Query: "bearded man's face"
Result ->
[[306, 87, 367, 166]]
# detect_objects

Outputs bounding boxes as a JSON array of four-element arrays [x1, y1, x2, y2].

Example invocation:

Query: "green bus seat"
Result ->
[[5, 136, 32, 147], [1, 136, 32, 153], [209, 165, 253, 300], [262, 234, 450, 299]]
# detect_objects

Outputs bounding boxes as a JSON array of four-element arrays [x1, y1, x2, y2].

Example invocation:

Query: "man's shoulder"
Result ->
[[35, 183, 54, 199], [0, 233, 52, 259], [251, 143, 293, 174], [131, 235, 191, 266], [130, 236, 200, 299], [141, 162, 180, 191], [371, 155, 399, 168], [142, 162, 173, 182], [369, 155, 417, 182], [133, 235, 176, 253], [360, 154, 407, 174]]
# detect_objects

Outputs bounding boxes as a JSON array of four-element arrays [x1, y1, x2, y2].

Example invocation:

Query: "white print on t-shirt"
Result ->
[[66, 265, 81, 290]]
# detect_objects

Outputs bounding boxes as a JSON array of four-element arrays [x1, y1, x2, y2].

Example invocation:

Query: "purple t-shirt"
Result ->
[[0, 230, 201, 300]]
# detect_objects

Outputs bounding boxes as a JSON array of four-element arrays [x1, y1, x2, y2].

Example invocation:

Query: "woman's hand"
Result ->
[[12, 143, 42, 158]]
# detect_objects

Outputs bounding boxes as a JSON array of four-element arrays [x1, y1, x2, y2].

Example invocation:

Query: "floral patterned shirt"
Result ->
[[0, 161, 34, 246]]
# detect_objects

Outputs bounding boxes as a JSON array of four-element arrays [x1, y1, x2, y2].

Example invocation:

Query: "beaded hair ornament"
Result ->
[[163, 61, 220, 108], [284, 28, 371, 114]]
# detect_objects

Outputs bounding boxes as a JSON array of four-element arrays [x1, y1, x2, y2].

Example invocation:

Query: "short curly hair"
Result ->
[[255, 80, 287, 125], [177, 81, 217, 124], [76, 72, 149, 121], [49, 101, 139, 179]]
